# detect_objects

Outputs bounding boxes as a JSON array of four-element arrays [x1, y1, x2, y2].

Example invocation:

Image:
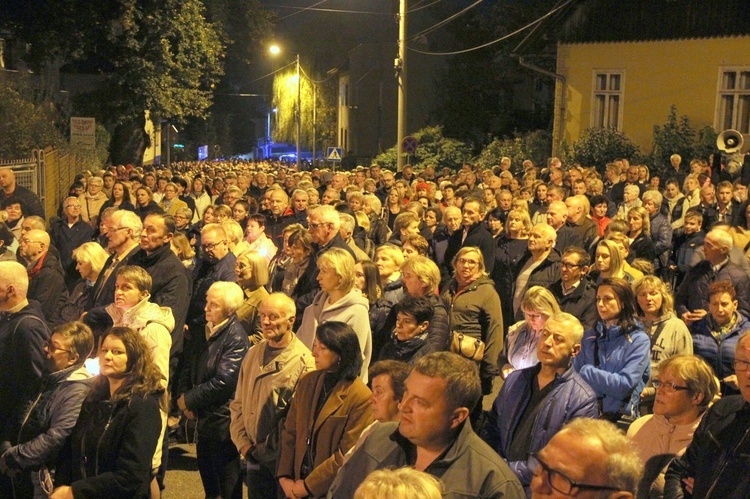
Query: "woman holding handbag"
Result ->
[[440, 246, 503, 398]]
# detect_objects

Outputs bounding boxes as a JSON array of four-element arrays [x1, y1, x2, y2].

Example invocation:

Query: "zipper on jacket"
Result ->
[[17, 390, 45, 444], [704, 426, 750, 498], [93, 405, 116, 477]]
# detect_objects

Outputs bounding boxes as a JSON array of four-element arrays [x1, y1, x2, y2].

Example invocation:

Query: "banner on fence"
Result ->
[[70, 117, 96, 148]]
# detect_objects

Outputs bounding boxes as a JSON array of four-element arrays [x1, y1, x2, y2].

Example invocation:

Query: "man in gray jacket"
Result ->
[[327, 352, 525, 499]]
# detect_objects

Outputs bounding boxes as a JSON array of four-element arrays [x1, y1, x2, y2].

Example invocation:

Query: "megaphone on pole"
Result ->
[[717, 129, 744, 153]]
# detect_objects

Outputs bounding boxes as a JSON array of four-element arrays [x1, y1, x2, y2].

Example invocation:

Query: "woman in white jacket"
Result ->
[[297, 247, 372, 382]]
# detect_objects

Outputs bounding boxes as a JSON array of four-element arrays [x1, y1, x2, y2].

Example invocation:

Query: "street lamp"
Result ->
[[270, 45, 302, 170]]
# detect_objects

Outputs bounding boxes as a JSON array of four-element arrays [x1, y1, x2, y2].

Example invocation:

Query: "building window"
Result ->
[[717, 68, 750, 134], [591, 71, 624, 129]]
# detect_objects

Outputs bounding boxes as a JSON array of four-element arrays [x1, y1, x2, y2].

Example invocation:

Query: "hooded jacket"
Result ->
[[298, 288, 372, 382], [106, 296, 174, 387]]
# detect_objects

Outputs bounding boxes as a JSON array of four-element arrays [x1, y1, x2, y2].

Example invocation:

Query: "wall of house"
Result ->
[[556, 35, 750, 155]]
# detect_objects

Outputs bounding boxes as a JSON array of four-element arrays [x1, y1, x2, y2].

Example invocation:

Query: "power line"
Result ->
[[409, 0, 442, 13], [407, 0, 574, 56], [247, 60, 297, 84], [409, 0, 484, 41], [272, 5, 391, 16], [276, 0, 329, 21]]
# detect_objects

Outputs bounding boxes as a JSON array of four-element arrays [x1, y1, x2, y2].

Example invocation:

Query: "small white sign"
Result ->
[[71, 117, 96, 149]]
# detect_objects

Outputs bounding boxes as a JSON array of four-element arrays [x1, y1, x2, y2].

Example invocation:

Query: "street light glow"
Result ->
[[269, 45, 280, 55]]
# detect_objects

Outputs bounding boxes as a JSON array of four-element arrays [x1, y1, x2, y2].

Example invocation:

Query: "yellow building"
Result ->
[[514, 0, 750, 156], [556, 36, 750, 153]]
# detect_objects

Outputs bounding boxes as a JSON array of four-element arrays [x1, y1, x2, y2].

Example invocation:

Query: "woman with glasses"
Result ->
[[634, 276, 693, 412], [1, 322, 94, 498], [441, 247, 503, 398], [500, 286, 561, 379], [51, 326, 165, 499], [627, 354, 718, 497], [573, 277, 651, 421], [689, 280, 750, 395]]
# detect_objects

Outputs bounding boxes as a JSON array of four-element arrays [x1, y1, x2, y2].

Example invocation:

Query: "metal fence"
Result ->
[[0, 147, 84, 219]]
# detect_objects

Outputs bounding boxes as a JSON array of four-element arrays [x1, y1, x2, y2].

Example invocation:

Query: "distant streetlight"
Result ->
[[397, 0, 407, 172], [270, 45, 301, 170]]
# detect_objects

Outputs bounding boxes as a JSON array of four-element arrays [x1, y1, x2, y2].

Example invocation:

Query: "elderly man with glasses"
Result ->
[[49, 196, 94, 290], [529, 418, 642, 499]]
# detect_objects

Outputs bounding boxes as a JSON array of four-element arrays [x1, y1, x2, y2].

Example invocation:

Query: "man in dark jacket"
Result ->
[[184, 223, 237, 356], [0, 168, 45, 219], [443, 197, 495, 276], [550, 247, 598, 331], [546, 200, 583, 253], [564, 195, 598, 252], [130, 213, 191, 382], [20, 230, 66, 322], [664, 333, 750, 499], [265, 188, 295, 254], [482, 313, 598, 493], [512, 224, 561, 323], [328, 352, 525, 499], [676, 229, 750, 324], [0, 261, 50, 497], [49, 197, 95, 290], [90, 210, 142, 308]]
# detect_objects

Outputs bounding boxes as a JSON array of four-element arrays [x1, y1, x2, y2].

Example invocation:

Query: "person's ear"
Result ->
[[570, 343, 581, 358], [450, 407, 470, 429], [419, 320, 430, 333]]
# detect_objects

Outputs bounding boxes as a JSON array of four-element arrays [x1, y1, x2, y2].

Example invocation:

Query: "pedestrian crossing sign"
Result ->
[[327, 147, 342, 162]]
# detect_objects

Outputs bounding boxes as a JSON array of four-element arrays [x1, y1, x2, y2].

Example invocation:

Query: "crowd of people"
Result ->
[[0, 152, 749, 498]]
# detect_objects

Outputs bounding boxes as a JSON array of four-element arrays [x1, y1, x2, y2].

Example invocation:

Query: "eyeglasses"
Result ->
[[20, 238, 42, 245], [523, 311, 546, 321], [109, 226, 130, 232], [560, 261, 581, 270], [652, 379, 690, 392], [45, 340, 72, 354], [308, 221, 328, 229], [457, 258, 479, 266], [201, 241, 226, 251], [734, 359, 750, 371], [529, 452, 621, 496], [65, 204, 81, 209]]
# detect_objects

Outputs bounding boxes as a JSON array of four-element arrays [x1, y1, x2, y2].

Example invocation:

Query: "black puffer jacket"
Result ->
[[179, 315, 249, 441]]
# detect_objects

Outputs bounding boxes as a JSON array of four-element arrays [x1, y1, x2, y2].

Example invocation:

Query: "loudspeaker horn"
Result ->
[[717, 129, 744, 153]]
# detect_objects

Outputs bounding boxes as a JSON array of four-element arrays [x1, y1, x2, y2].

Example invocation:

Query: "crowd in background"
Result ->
[[1, 151, 750, 498]]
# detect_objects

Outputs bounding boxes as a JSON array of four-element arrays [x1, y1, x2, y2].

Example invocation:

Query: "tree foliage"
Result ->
[[651, 106, 718, 168], [475, 130, 552, 169], [373, 126, 472, 170], [0, 80, 66, 160], [565, 128, 642, 172]]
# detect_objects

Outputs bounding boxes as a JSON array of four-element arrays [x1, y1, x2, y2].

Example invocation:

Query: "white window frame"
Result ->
[[714, 66, 750, 135], [590, 70, 625, 130]]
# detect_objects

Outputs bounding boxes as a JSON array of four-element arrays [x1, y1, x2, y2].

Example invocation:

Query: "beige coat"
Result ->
[[229, 336, 314, 471]]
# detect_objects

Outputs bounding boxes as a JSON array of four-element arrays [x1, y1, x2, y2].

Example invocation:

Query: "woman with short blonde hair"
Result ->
[[297, 248, 372, 380]]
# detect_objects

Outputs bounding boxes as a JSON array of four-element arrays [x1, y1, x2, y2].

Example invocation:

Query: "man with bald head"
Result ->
[[18, 229, 66, 321], [0, 167, 45, 219], [546, 200, 583, 252], [230, 293, 315, 498], [565, 195, 597, 251], [0, 261, 51, 496]]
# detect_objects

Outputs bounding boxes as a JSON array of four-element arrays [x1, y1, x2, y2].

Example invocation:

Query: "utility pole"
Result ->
[[396, 0, 407, 172], [296, 53, 301, 171]]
